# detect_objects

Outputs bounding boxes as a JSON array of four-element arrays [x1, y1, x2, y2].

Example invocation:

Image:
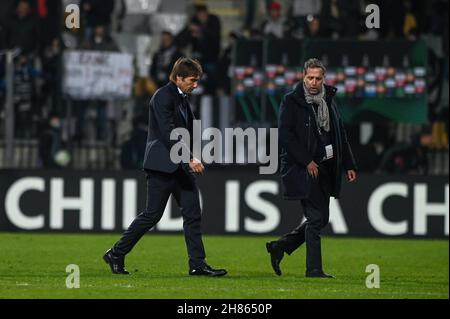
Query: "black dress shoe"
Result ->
[[189, 264, 227, 277], [305, 269, 335, 278], [103, 249, 130, 275], [266, 241, 284, 276]]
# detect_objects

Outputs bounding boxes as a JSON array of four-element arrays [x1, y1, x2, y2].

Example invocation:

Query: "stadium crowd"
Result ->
[[0, 0, 448, 173]]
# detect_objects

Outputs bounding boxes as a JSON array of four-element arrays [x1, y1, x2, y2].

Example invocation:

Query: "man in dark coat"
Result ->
[[150, 31, 184, 89], [80, 0, 115, 30], [103, 58, 227, 277], [5, 0, 40, 54], [175, 4, 221, 94], [266, 58, 357, 278]]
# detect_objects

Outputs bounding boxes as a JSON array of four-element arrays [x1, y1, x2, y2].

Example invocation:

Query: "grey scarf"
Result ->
[[303, 83, 330, 133]]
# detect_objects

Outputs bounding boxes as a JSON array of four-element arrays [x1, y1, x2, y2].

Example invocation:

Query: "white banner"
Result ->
[[63, 50, 134, 100]]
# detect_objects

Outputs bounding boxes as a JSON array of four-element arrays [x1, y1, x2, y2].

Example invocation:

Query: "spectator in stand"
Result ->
[[76, 25, 119, 141], [402, 0, 420, 40], [120, 115, 148, 170], [287, 0, 322, 39], [80, 0, 115, 42], [377, 127, 434, 175], [38, 113, 63, 168], [2, 1, 40, 138], [176, 4, 221, 95], [260, 1, 293, 39], [81, 24, 119, 51], [350, 135, 385, 173], [150, 31, 183, 89], [320, 0, 362, 39], [217, 31, 241, 96], [35, 0, 63, 46], [5, 0, 40, 54], [317, 0, 341, 38], [379, 0, 404, 39], [379, 0, 423, 40], [14, 54, 40, 139], [304, 15, 326, 38], [41, 37, 63, 114], [132, 77, 155, 121]]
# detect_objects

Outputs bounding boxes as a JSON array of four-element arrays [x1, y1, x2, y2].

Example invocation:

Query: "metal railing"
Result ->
[[1, 49, 21, 168]]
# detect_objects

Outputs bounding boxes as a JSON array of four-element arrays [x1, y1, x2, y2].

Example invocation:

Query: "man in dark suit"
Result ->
[[103, 58, 227, 277], [266, 58, 357, 278]]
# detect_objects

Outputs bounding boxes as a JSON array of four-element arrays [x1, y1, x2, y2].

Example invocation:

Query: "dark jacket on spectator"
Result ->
[[176, 14, 221, 63], [320, 0, 362, 38], [378, 136, 429, 174], [150, 45, 183, 88], [6, 12, 39, 54], [81, 0, 115, 28], [120, 117, 147, 170]]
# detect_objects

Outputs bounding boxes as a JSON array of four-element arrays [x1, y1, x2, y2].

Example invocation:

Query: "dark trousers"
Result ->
[[113, 168, 206, 269], [277, 163, 333, 272]]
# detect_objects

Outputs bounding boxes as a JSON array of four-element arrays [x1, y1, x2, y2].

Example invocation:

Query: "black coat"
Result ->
[[175, 14, 221, 63], [143, 81, 194, 173], [6, 14, 39, 54], [279, 83, 357, 200], [80, 0, 115, 28]]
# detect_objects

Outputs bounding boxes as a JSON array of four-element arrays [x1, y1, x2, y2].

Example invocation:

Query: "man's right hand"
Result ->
[[307, 161, 319, 178], [189, 158, 205, 175]]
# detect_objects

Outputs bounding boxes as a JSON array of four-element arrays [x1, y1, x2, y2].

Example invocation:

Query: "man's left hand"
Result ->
[[189, 158, 205, 175], [346, 170, 357, 182]]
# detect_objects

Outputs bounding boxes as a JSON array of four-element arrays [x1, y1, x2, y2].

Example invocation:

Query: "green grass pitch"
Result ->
[[0, 233, 447, 299]]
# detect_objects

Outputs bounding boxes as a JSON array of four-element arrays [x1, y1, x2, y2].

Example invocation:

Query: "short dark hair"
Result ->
[[170, 58, 203, 82], [303, 58, 326, 74]]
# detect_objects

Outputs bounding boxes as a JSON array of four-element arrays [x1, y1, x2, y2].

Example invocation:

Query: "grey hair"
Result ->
[[303, 58, 326, 74]]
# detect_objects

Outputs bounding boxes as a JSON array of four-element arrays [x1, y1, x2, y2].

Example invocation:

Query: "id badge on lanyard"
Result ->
[[324, 144, 334, 160]]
